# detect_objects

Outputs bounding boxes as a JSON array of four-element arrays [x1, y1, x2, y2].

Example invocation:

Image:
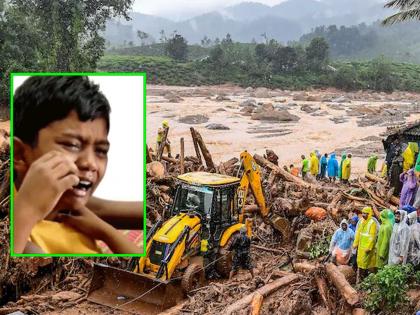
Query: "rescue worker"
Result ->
[[353, 207, 377, 282], [407, 211, 420, 268], [376, 209, 394, 269], [341, 154, 352, 183], [389, 210, 410, 265], [156, 120, 172, 158], [338, 153, 347, 180], [389, 148, 404, 195], [329, 219, 355, 265], [400, 169, 418, 208], [349, 215, 359, 233], [327, 153, 339, 182], [319, 153, 328, 179], [301, 155, 309, 179], [402, 142, 418, 172], [229, 226, 254, 279], [310, 152, 319, 178], [367, 155, 378, 174]]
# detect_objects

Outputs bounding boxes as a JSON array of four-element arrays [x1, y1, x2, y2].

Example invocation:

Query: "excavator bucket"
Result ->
[[87, 264, 184, 315]]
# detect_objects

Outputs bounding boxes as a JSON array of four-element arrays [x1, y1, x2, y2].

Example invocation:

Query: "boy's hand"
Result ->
[[57, 206, 108, 241], [15, 150, 79, 222]]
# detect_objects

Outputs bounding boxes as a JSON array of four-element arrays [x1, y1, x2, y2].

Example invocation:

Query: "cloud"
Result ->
[[133, 0, 285, 20]]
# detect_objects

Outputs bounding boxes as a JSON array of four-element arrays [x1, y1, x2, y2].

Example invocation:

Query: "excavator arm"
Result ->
[[238, 151, 291, 241]]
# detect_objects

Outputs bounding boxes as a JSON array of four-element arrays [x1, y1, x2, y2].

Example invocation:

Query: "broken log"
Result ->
[[190, 128, 203, 165], [250, 292, 263, 315], [293, 262, 319, 273], [162, 155, 179, 164], [253, 154, 311, 188], [251, 244, 285, 255], [180, 137, 185, 174], [191, 128, 215, 170], [146, 144, 153, 163], [325, 263, 359, 306], [224, 274, 300, 314], [364, 172, 386, 184], [315, 276, 331, 313]]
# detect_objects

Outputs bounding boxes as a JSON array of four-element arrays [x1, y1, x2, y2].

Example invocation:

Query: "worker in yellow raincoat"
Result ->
[[310, 152, 319, 177], [156, 120, 172, 157], [341, 153, 352, 183], [353, 206, 377, 283], [402, 142, 418, 172]]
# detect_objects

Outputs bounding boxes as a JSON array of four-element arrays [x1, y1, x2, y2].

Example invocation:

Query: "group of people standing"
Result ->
[[297, 151, 352, 183], [329, 205, 419, 282]]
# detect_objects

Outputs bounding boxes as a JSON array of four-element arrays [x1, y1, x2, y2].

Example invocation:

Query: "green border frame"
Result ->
[[9, 72, 147, 257]]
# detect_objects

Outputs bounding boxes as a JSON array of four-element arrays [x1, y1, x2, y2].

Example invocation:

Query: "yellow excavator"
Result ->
[[87, 151, 289, 314]]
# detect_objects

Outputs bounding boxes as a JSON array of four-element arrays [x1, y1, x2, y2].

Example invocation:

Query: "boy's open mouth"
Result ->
[[72, 180, 93, 197]]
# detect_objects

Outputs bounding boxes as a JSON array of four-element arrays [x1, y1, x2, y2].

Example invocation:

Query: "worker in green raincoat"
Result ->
[[376, 209, 394, 268], [338, 153, 346, 179], [301, 155, 309, 179], [353, 207, 377, 282], [367, 155, 378, 174]]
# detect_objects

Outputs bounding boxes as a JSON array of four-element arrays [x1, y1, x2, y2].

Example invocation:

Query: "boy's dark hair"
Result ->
[[14, 76, 111, 146]]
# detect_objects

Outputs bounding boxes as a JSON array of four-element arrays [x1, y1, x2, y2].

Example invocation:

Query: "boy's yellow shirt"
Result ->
[[15, 187, 101, 254]]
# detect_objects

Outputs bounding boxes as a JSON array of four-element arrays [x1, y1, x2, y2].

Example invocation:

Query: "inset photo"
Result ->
[[10, 73, 146, 256]]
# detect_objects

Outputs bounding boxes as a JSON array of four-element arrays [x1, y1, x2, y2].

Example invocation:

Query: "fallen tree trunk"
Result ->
[[250, 292, 263, 315], [253, 154, 311, 188], [190, 128, 203, 165], [293, 262, 319, 273], [315, 276, 331, 313], [251, 244, 285, 255], [325, 263, 359, 306], [224, 274, 300, 314], [364, 172, 386, 184], [191, 128, 215, 170]]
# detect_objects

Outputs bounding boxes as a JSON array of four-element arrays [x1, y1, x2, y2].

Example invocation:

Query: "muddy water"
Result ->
[[147, 85, 420, 176]]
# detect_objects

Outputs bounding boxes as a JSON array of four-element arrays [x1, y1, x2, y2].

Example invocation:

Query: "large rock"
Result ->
[[205, 123, 230, 130], [239, 99, 257, 107], [251, 109, 300, 122], [178, 114, 209, 124], [252, 87, 271, 98]]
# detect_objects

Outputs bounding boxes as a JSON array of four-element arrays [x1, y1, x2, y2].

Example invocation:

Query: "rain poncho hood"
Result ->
[[367, 155, 378, 173], [328, 154, 339, 177], [329, 219, 355, 251], [407, 211, 420, 266], [402, 142, 418, 172], [310, 152, 319, 176], [388, 210, 410, 265], [399, 169, 417, 208], [353, 207, 377, 269], [338, 153, 346, 179], [341, 156, 352, 180], [376, 209, 393, 268], [349, 215, 359, 232]]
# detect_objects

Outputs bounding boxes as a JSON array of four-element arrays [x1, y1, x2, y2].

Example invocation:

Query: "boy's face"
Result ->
[[21, 110, 109, 211]]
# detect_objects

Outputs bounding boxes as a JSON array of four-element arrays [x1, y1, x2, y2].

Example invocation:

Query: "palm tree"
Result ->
[[383, 0, 420, 24]]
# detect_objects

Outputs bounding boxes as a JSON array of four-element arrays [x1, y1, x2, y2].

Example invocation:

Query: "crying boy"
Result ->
[[13, 76, 141, 254]]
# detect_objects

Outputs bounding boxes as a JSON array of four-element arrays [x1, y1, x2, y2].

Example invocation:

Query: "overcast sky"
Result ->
[[133, 0, 286, 20]]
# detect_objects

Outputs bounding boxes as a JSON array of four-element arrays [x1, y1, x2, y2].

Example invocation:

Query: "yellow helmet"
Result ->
[[162, 120, 169, 128]]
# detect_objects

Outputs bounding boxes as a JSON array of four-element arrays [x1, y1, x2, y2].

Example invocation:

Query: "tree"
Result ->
[[383, 0, 420, 24], [137, 30, 149, 46], [272, 46, 299, 73], [305, 37, 329, 71], [201, 35, 212, 47], [10, 0, 134, 71], [165, 33, 188, 61]]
